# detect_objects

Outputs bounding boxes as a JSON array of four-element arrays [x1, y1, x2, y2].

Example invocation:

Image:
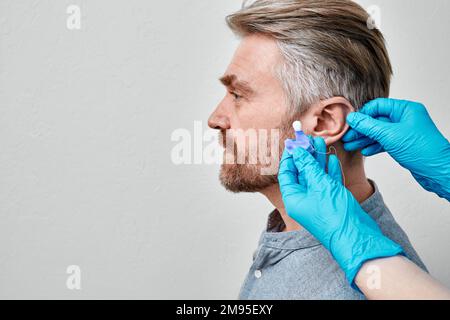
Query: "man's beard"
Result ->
[[218, 119, 294, 193], [220, 161, 279, 193]]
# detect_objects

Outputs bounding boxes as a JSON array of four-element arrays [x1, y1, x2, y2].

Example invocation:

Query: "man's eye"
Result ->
[[231, 92, 242, 100]]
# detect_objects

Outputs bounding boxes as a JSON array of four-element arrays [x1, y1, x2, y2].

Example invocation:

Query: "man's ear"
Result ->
[[301, 97, 355, 145]]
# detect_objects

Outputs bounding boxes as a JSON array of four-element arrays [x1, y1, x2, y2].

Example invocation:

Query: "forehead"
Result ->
[[225, 34, 282, 86]]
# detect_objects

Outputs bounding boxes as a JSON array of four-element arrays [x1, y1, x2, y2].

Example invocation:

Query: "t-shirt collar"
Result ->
[[261, 180, 384, 250]]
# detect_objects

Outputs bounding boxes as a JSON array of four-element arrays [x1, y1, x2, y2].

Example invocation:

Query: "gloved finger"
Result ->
[[312, 136, 327, 170], [358, 98, 396, 119], [346, 112, 392, 144], [278, 149, 307, 195], [292, 147, 330, 192], [342, 116, 392, 143], [342, 128, 364, 143], [278, 149, 298, 186], [327, 154, 343, 184], [361, 143, 385, 157], [359, 98, 408, 123], [278, 150, 306, 201], [377, 116, 392, 123], [343, 136, 374, 152]]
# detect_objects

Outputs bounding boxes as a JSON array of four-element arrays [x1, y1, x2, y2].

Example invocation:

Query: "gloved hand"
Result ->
[[278, 137, 404, 285], [343, 98, 450, 201]]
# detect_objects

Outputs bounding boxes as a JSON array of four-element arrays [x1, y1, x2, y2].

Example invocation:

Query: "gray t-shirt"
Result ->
[[238, 182, 427, 300]]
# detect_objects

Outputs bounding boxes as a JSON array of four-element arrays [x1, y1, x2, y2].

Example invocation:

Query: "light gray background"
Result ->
[[0, 0, 449, 299]]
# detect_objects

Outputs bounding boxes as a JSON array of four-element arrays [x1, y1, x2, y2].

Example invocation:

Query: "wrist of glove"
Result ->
[[411, 142, 450, 201], [329, 215, 404, 286]]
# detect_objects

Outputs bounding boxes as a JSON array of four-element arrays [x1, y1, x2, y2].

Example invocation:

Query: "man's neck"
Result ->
[[260, 154, 374, 232]]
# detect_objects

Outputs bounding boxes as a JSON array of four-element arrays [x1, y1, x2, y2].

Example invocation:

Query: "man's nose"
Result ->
[[208, 106, 230, 130]]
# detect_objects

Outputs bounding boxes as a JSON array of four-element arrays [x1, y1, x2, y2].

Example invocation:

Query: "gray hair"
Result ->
[[226, 0, 393, 114]]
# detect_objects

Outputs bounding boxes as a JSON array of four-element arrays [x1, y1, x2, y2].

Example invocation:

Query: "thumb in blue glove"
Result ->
[[278, 145, 404, 286]]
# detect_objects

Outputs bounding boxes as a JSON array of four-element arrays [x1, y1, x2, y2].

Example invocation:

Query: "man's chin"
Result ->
[[219, 164, 278, 193]]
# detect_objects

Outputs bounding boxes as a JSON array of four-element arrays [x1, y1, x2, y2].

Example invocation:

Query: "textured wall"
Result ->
[[0, 0, 449, 299]]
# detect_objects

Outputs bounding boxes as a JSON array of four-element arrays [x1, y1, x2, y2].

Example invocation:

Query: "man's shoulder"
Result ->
[[365, 182, 428, 272]]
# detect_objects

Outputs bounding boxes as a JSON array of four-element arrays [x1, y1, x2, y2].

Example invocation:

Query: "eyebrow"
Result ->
[[219, 74, 255, 97]]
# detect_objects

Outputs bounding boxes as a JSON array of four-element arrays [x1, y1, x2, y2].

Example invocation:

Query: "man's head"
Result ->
[[208, 0, 392, 193]]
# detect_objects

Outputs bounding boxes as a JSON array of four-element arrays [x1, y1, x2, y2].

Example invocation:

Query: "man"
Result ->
[[208, 0, 427, 299]]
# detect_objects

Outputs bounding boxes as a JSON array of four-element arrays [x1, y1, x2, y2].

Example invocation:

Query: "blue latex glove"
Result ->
[[278, 138, 404, 285], [343, 98, 450, 201]]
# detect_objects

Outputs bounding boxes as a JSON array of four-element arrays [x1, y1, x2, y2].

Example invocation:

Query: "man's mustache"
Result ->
[[218, 130, 227, 149]]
